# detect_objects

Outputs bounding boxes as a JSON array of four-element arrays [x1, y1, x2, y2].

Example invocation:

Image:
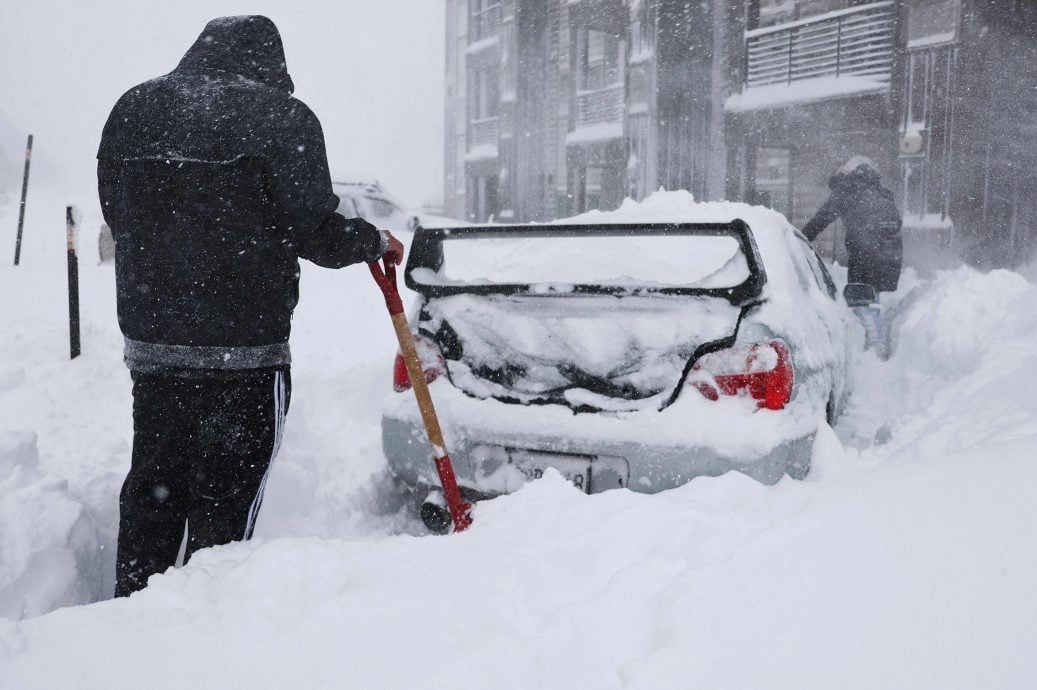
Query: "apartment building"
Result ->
[[444, 0, 634, 223], [443, 0, 1037, 267]]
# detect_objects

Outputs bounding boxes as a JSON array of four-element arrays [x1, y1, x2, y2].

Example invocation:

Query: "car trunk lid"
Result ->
[[406, 222, 766, 411], [423, 293, 743, 410]]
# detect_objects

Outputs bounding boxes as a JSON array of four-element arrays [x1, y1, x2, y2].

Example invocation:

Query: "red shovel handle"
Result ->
[[368, 257, 404, 316], [368, 256, 473, 532]]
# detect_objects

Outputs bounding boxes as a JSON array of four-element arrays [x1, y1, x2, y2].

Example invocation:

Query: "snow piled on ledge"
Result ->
[[565, 121, 623, 145], [725, 75, 890, 113], [558, 188, 791, 229], [463, 143, 498, 162]]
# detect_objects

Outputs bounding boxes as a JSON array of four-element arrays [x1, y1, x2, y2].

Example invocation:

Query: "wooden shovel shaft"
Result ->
[[390, 310, 472, 531], [391, 311, 446, 450]]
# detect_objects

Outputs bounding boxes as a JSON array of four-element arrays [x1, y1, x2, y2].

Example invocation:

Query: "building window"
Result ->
[[630, 0, 655, 59], [471, 68, 500, 120], [469, 174, 499, 222], [469, 0, 502, 43], [629, 68, 650, 107], [908, 55, 928, 124], [753, 147, 793, 218], [580, 29, 621, 91], [757, 0, 795, 28], [627, 117, 651, 201], [470, 0, 500, 15], [907, 0, 959, 49], [582, 166, 604, 212]]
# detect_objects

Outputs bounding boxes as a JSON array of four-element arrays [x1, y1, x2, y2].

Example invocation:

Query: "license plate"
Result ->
[[510, 450, 593, 493], [470, 444, 630, 494]]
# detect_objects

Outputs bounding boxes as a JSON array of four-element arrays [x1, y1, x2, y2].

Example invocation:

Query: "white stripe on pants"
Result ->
[[244, 370, 286, 539]]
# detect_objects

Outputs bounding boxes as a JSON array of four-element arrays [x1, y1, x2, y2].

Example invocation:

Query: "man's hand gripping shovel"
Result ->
[[369, 254, 473, 532]]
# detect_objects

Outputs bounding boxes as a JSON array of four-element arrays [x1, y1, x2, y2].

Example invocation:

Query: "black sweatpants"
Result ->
[[115, 368, 290, 597]]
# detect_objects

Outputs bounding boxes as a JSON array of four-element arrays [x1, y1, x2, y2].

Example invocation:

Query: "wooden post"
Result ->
[[13, 134, 33, 266], [66, 206, 81, 359]]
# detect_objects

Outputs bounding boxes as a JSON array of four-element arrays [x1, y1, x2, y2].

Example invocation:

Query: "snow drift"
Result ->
[[0, 431, 104, 619]]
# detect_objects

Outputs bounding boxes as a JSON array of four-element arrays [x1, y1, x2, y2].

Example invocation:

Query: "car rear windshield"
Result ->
[[416, 234, 746, 288], [406, 223, 764, 301]]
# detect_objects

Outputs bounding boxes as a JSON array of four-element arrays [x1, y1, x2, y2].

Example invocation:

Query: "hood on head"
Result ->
[[176, 15, 294, 93], [829, 155, 881, 191]]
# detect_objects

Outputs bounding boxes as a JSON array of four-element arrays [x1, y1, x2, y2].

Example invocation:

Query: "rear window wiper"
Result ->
[[555, 363, 655, 400]]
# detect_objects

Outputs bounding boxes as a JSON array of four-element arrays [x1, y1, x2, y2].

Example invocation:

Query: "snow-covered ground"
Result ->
[[1, 191, 1036, 688]]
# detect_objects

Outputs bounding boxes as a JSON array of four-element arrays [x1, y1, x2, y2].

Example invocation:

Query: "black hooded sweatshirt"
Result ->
[[97, 15, 384, 372]]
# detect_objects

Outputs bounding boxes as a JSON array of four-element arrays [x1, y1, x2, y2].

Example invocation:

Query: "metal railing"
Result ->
[[745, 1, 896, 88], [576, 83, 624, 128], [469, 2, 502, 44], [468, 117, 499, 149]]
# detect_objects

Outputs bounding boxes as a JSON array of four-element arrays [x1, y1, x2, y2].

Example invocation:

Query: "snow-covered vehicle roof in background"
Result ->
[[331, 178, 383, 194], [331, 176, 420, 234], [554, 189, 794, 231]]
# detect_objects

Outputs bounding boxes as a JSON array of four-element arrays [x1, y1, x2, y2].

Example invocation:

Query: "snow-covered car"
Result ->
[[332, 178, 420, 234], [381, 199, 858, 530]]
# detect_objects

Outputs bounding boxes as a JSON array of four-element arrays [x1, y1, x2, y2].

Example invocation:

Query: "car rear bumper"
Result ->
[[381, 413, 814, 497]]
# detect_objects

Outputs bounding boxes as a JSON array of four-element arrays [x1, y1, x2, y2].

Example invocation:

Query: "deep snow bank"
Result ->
[[0, 431, 106, 620], [841, 265, 1037, 456], [2, 441, 1035, 689]]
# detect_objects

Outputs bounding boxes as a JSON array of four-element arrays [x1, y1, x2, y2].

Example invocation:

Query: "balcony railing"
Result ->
[[745, 1, 896, 88], [576, 83, 624, 128], [469, 3, 502, 44], [469, 116, 499, 149]]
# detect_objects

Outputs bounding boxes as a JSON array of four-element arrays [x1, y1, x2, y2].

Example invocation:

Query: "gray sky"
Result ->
[[0, 0, 445, 209]]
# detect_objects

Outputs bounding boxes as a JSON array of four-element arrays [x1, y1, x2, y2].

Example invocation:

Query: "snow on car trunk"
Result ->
[[409, 224, 758, 409], [425, 293, 742, 409]]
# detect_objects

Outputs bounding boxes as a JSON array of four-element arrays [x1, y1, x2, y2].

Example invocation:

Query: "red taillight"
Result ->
[[393, 335, 447, 392], [689, 340, 793, 410]]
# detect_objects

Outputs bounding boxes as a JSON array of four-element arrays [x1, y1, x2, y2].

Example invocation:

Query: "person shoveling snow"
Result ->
[[96, 15, 403, 597], [803, 156, 903, 358]]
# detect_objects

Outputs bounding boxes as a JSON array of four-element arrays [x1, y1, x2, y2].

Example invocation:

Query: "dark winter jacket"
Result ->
[[802, 166, 903, 292], [97, 15, 385, 372]]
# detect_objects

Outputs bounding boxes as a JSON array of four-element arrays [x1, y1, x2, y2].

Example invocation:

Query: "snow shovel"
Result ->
[[369, 256, 473, 532]]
